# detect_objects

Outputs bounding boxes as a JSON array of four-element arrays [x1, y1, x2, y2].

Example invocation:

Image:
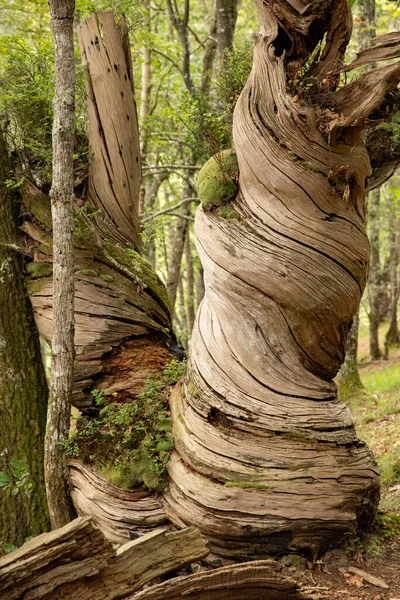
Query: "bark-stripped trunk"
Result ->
[[46, 0, 77, 528], [163, 0, 400, 557], [0, 133, 50, 545]]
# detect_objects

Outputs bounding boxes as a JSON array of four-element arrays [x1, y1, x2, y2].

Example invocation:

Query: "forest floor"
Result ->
[[289, 334, 400, 600]]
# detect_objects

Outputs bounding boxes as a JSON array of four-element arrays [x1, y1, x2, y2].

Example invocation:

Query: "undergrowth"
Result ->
[[61, 359, 186, 491]]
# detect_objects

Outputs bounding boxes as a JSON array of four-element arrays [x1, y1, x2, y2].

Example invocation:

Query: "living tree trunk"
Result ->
[[367, 188, 382, 360], [216, 0, 238, 56], [163, 0, 400, 557], [337, 312, 364, 399], [45, 0, 77, 528], [384, 204, 400, 357], [185, 229, 195, 335], [0, 132, 50, 545]]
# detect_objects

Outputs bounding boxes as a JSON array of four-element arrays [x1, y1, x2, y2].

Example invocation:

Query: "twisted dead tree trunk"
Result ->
[[165, 0, 400, 558]]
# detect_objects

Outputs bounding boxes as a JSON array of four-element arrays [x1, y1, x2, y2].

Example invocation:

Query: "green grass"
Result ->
[[343, 337, 400, 510]]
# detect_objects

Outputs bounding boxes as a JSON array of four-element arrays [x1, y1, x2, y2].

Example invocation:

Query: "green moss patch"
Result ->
[[105, 241, 170, 314], [197, 149, 239, 210]]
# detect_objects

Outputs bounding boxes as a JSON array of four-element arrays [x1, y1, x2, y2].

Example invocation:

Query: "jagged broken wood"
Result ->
[[0, 517, 113, 600], [133, 560, 313, 600], [0, 517, 208, 600], [77, 11, 142, 250], [69, 460, 168, 544]]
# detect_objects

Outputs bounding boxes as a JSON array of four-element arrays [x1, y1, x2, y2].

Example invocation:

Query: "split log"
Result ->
[[49, 527, 209, 600], [0, 517, 208, 600], [77, 11, 142, 250], [0, 517, 113, 600], [133, 560, 313, 600], [69, 460, 168, 544]]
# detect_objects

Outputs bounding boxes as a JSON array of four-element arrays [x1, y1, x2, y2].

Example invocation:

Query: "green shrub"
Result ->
[[61, 359, 186, 491]]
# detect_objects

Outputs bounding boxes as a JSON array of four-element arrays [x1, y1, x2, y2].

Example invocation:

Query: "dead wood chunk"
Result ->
[[0, 517, 113, 600], [132, 560, 313, 600], [347, 566, 389, 589], [46, 527, 209, 600]]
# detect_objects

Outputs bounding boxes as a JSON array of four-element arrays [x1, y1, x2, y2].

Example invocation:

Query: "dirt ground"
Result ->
[[287, 535, 400, 600]]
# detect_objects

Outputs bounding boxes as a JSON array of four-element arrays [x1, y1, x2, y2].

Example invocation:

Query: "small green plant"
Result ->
[[91, 388, 111, 407], [1, 543, 18, 554], [0, 459, 32, 498], [62, 359, 186, 491]]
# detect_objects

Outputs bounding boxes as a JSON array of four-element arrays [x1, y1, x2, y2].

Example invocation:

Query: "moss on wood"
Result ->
[[104, 241, 170, 313], [197, 149, 239, 210]]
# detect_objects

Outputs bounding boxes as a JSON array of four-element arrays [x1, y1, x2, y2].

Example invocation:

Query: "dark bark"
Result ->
[[0, 133, 50, 545], [216, 0, 238, 56], [201, 0, 218, 94], [46, 0, 77, 529]]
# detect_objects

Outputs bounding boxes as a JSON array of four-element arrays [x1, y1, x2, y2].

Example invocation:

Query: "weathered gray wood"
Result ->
[[49, 527, 209, 599], [166, 0, 385, 557], [69, 460, 168, 544], [0, 517, 113, 600], [132, 560, 312, 600], [77, 11, 141, 250], [0, 518, 208, 600]]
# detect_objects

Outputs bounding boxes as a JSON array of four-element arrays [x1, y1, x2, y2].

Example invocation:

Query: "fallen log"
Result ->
[[0, 517, 113, 600], [50, 527, 209, 600], [0, 518, 208, 600], [132, 560, 313, 600], [69, 460, 168, 544]]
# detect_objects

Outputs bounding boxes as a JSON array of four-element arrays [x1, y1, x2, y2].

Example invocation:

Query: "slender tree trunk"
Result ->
[[178, 277, 189, 349], [201, 0, 218, 94], [45, 0, 77, 528], [384, 209, 400, 357], [0, 133, 50, 545], [367, 187, 382, 360], [216, 0, 238, 56], [166, 185, 191, 316], [185, 228, 195, 335], [196, 265, 205, 309], [337, 312, 364, 399]]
